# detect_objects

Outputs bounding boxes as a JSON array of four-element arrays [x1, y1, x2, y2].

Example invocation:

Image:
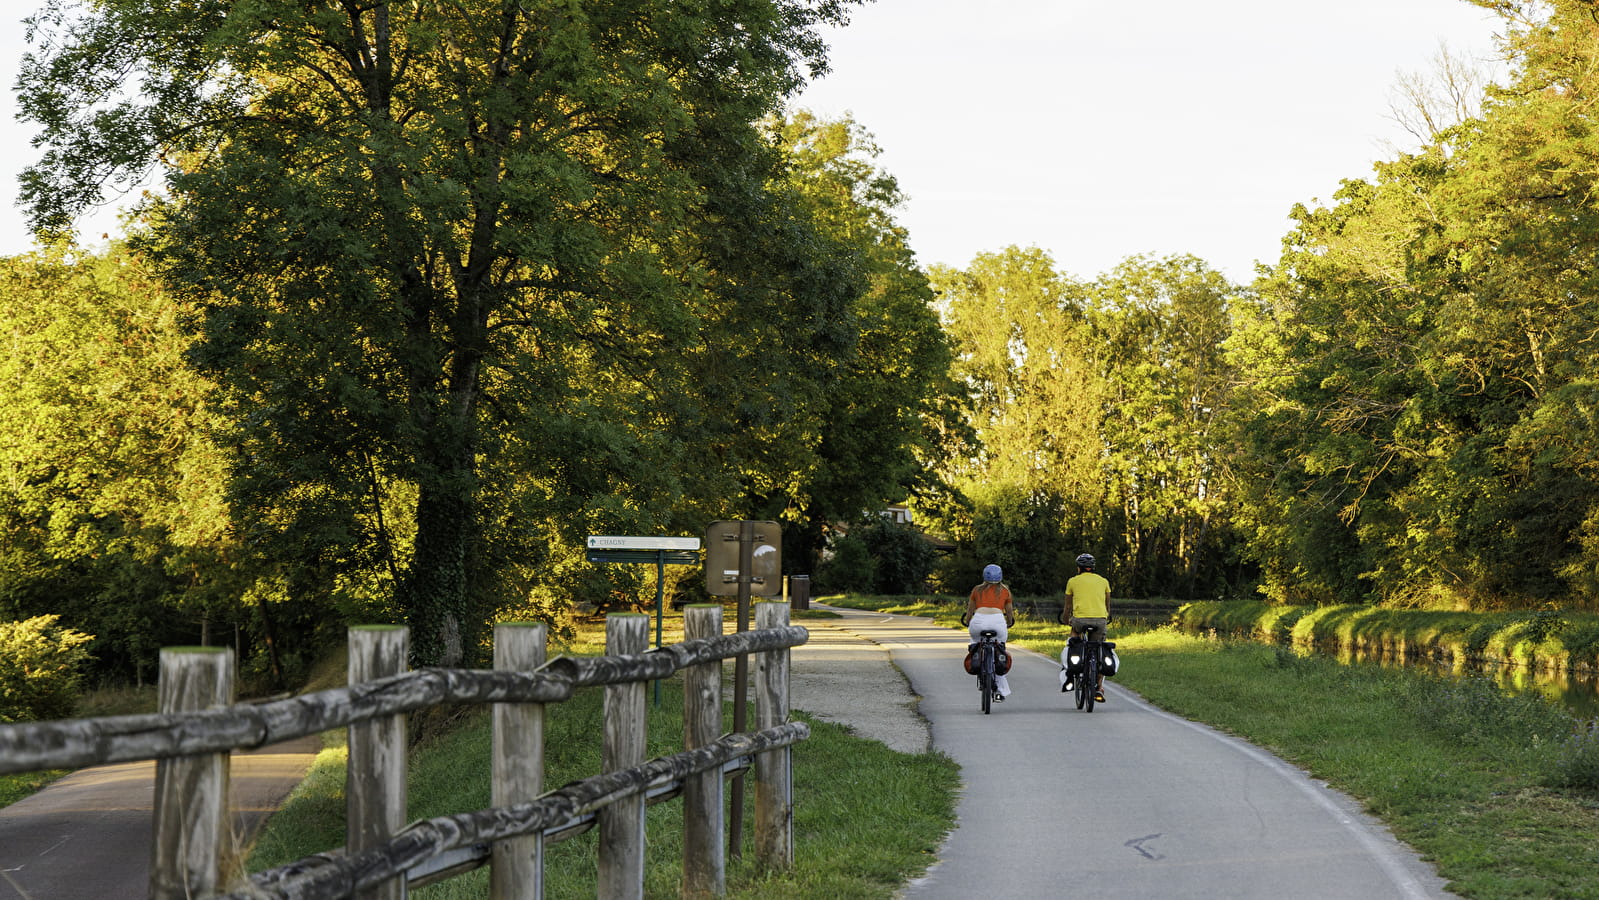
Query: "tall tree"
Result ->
[[0, 247, 238, 681], [1227, 0, 1599, 610], [19, 0, 860, 664], [1093, 255, 1239, 597], [930, 246, 1102, 593], [763, 112, 965, 575]]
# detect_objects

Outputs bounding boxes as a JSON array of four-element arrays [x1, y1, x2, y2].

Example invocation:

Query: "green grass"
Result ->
[[0, 768, 67, 807], [248, 636, 958, 897]]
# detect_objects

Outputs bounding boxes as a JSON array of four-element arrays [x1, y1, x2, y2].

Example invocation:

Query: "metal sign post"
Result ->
[[585, 536, 702, 704], [703, 520, 780, 858]]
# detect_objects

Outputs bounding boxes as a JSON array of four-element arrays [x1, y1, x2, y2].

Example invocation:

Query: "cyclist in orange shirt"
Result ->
[[963, 564, 1015, 701]]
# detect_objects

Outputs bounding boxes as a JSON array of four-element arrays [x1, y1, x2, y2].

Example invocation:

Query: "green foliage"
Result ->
[[0, 615, 94, 722], [763, 113, 966, 577], [1222, 2, 1599, 612], [0, 247, 247, 683], [1547, 722, 1599, 791], [815, 536, 875, 594], [22, 1, 947, 667], [927, 247, 1248, 599], [851, 517, 937, 594]]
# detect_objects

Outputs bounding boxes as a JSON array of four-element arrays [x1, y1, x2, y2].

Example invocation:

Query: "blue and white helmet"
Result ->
[[983, 564, 1003, 583]]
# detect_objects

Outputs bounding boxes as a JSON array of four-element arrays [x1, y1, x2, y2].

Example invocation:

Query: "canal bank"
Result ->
[[1173, 600, 1599, 716]]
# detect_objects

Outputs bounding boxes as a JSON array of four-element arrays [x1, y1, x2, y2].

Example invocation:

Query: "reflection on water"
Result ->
[[1324, 642, 1599, 720]]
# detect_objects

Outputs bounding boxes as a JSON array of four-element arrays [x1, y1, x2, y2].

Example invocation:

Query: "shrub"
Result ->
[[856, 519, 938, 594], [815, 535, 874, 594], [1547, 721, 1599, 791], [0, 615, 95, 722]]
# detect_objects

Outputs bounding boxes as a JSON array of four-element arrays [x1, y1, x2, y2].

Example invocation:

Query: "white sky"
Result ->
[[1, 1, 1506, 283], [788, 0, 1507, 283]]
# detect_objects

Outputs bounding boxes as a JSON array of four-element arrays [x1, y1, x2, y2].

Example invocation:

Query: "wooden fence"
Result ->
[[0, 602, 808, 899]]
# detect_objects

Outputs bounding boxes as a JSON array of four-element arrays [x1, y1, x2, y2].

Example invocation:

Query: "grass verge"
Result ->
[[248, 616, 958, 898]]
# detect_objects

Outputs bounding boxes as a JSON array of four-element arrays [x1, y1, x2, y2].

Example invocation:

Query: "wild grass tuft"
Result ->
[[1547, 721, 1599, 791]]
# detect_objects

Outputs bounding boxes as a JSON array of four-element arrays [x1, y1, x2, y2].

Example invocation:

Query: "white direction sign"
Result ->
[[587, 535, 702, 551]]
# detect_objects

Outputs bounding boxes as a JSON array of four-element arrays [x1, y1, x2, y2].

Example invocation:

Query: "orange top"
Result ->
[[970, 582, 1012, 611]]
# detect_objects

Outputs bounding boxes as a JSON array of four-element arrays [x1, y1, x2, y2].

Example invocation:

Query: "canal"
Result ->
[[1326, 641, 1599, 720]]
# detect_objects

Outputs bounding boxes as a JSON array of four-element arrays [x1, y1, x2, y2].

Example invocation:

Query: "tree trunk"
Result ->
[[401, 480, 473, 667]]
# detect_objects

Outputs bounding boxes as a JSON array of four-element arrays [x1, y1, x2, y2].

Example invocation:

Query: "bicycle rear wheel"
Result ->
[[980, 645, 993, 714], [1084, 653, 1099, 712], [1074, 656, 1087, 710]]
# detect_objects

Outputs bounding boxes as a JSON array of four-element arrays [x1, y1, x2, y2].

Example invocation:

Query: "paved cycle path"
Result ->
[[809, 605, 1456, 900], [0, 736, 319, 900]]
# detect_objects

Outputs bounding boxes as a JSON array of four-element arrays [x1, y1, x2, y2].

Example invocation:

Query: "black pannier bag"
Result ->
[[1063, 635, 1086, 675], [964, 641, 1012, 675], [1101, 642, 1119, 677]]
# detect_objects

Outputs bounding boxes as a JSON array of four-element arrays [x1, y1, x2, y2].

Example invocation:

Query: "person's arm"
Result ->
[[961, 592, 975, 627], [1003, 589, 1015, 627], [1061, 584, 1073, 625]]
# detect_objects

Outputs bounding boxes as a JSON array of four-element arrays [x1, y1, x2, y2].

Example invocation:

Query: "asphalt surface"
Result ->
[[0, 736, 319, 900], [809, 605, 1457, 900]]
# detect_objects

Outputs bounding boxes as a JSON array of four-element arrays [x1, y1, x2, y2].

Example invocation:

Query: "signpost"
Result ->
[[703, 520, 781, 858], [585, 535, 702, 704]]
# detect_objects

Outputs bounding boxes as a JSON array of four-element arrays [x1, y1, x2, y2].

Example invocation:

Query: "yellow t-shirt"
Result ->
[[1065, 572, 1110, 619]]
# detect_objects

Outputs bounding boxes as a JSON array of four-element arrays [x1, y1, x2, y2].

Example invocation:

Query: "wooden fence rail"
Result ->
[[0, 625, 807, 775], [0, 603, 807, 899]]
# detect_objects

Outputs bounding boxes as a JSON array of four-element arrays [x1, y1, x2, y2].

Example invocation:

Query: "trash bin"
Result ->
[[789, 574, 810, 610]]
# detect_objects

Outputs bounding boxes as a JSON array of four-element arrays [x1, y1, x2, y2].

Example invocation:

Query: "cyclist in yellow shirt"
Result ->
[[1061, 553, 1111, 702]]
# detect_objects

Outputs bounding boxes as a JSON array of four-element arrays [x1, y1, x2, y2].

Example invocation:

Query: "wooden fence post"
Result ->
[[349, 625, 409, 900], [598, 613, 648, 900], [492, 622, 547, 900], [681, 604, 725, 898], [753, 602, 794, 869], [150, 646, 234, 900]]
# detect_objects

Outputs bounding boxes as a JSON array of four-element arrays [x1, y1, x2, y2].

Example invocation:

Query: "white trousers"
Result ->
[[968, 611, 1012, 697]]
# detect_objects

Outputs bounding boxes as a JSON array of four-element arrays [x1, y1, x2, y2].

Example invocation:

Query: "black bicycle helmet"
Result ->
[[1076, 553, 1096, 568]]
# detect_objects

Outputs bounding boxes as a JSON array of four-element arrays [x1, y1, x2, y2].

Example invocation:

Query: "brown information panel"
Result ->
[[703, 520, 782, 596]]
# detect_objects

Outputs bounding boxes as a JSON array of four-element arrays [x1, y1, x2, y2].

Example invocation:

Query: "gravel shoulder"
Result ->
[[789, 607, 931, 754]]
